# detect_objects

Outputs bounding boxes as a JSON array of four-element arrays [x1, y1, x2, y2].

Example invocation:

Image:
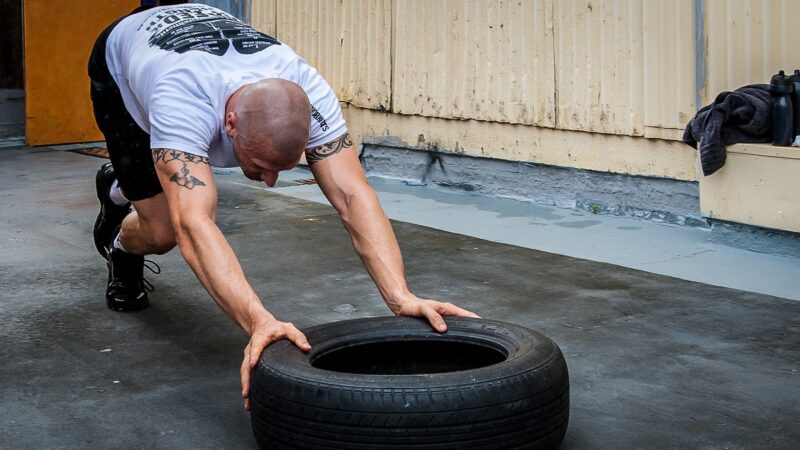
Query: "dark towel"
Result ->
[[682, 84, 771, 176]]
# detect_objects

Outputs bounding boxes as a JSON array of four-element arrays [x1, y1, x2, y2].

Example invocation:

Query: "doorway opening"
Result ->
[[0, 0, 25, 146]]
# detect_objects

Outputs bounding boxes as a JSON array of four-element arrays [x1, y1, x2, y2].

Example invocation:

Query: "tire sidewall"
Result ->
[[254, 316, 566, 411]]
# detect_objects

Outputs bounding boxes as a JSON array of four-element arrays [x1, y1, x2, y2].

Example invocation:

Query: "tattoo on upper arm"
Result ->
[[305, 132, 353, 164], [152, 148, 209, 190]]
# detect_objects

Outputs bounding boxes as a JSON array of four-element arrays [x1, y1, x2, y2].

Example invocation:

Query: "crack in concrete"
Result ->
[[641, 249, 715, 265]]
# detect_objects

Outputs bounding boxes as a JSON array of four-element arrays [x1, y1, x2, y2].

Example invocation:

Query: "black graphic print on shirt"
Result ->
[[140, 5, 279, 56]]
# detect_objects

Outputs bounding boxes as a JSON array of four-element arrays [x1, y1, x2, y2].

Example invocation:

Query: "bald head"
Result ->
[[228, 78, 311, 168]]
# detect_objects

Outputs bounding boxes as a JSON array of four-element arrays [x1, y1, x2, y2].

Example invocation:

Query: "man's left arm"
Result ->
[[307, 133, 479, 331]]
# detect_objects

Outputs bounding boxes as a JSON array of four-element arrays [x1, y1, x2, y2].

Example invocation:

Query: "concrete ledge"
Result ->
[[360, 144, 705, 227], [700, 143, 800, 233]]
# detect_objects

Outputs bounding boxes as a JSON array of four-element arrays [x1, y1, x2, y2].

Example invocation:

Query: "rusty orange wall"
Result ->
[[24, 0, 138, 146]]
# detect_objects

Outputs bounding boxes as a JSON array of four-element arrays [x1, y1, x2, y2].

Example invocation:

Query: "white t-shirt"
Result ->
[[105, 3, 347, 167]]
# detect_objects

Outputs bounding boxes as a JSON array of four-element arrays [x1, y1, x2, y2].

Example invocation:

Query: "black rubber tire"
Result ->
[[250, 317, 569, 449]]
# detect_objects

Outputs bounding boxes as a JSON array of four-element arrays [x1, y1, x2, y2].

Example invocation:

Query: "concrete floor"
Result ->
[[258, 169, 800, 302], [1, 147, 799, 449]]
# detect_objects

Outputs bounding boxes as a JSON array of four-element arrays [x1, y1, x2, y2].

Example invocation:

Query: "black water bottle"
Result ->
[[770, 70, 794, 146], [790, 70, 800, 144]]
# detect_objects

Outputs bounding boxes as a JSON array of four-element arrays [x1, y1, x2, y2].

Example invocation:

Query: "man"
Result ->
[[88, 2, 478, 410]]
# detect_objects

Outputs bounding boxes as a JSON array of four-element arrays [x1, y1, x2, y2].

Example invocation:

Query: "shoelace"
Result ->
[[141, 259, 161, 292]]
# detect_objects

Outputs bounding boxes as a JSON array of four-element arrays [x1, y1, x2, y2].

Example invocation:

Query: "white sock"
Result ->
[[109, 179, 129, 206], [112, 231, 129, 253]]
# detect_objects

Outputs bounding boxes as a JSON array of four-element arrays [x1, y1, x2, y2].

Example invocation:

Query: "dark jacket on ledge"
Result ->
[[682, 84, 771, 176]]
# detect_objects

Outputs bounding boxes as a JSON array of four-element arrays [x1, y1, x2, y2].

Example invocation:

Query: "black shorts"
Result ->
[[88, 6, 162, 201]]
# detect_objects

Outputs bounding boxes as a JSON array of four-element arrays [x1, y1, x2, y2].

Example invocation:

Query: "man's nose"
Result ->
[[261, 171, 278, 187]]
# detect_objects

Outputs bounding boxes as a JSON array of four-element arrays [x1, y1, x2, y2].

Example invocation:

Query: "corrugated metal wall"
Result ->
[[704, 0, 800, 104], [393, 0, 556, 127], [554, 0, 643, 136], [249, 0, 800, 155], [642, 0, 696, 140], [250, 0, 276, 37], [273, 0, 391, 110], [251, 0, 697, 138]]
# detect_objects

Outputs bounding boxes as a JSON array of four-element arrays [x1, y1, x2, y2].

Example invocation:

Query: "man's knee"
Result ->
[[142, 229, 176, 255], [133, 194, 177, 255]]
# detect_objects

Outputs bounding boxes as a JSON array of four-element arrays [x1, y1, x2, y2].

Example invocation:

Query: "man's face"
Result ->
[[236, 144, 301, 188]]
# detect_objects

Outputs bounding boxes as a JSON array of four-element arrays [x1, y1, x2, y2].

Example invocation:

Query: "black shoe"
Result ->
[[94, 163, 131, 259], [106, 242, 154, 312]]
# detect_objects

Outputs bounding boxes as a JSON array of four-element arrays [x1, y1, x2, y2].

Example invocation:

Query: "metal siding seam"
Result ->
[[481, 0, 489, 121], [779, 0, 787, 63], [503, 0, 511, 124], [744, 0, 753, 76], [515, 0, 523, 124], [323, 0, 330, 96], [693, 0, 708, 108], [389, 0, 395, 112], [314, 0, 321, 92], [631, 0, 643, 135], [550, 0, 558, 129], [505, 0, 511, 123], [519, 0, 527, 124], [344, 0, 352, 103], [725, 0, 733, 90], [456, 0, 467, 118], [392, 0, 401, 113], [436, 0, 446, 119], [759, 0, 768, 76], [398, 0, 409, 114]]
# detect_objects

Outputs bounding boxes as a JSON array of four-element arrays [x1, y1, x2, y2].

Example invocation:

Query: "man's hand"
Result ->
[[240, 316, 311, 411], [309, 141, 480, 334], [391, 294, 480, 333]]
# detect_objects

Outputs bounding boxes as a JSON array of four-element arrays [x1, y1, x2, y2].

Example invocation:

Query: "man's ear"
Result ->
[[225, 112, 238, 137]]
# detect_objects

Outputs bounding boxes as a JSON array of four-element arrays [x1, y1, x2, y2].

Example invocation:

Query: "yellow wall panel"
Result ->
[[247, 0, 800, 198], [272, 0, 392, 110], [642, 0, 696, 140], [704, 0, 800, 103], [393, 0, 556, 127], [554, 0, 644, 135], [343, 106, 698, 181], [250, 0, 277, 37]]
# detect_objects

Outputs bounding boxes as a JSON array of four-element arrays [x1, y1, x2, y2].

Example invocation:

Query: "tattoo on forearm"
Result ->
[[305, 132, 352, 164], [152, 148, 209, 190]]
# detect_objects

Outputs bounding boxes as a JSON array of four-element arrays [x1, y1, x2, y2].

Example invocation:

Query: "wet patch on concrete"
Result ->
[[553, 220, 602, 229]]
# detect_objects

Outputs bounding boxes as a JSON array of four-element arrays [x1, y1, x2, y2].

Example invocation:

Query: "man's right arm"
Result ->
[[151, 148, 310, 411], [151, 148, 259, 323]]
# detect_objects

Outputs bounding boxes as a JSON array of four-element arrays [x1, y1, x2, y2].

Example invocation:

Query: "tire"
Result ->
[[250, 317, 569, 449]]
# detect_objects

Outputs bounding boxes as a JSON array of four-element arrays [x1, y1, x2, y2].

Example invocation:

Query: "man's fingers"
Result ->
[[285, 325, 312, 352], [397, 298, 480, 332], [246, 323, 311, 369], [420, 304, 447, 333], [239, 319, 312, 412], [240, 358, 250, 392], [240, 354, 251, 411], [435, 301, 481, 318], [249, 335, 271, 368], [240, 344, 251, 392]]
